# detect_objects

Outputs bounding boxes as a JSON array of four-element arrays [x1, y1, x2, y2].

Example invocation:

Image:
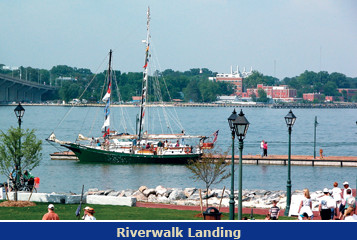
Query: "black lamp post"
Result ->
[[284, 109, 296, 216], [227, 109, 238, 220], [14, 103, 25, 200], [313, 116, 318, 159], [233, 109, 249, 220]]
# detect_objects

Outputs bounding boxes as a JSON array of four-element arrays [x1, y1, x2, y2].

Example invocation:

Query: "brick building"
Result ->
[[246, 84, 297, 102]]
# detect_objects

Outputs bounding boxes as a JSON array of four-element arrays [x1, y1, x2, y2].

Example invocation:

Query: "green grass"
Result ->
[[0, 201, 294, 220]]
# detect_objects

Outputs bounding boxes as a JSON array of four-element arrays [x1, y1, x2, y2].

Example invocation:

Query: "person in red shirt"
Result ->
[[42, 204, 60, 220]]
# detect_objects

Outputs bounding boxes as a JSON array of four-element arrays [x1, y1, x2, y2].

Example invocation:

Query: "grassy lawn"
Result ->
[[0, 201, 294, 220]]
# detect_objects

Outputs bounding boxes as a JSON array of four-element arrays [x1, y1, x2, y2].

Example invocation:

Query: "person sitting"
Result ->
[[23, 170, 35, 191]]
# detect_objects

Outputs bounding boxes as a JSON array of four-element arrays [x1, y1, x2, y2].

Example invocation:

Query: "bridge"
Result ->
[[0, 73, 57, 103]]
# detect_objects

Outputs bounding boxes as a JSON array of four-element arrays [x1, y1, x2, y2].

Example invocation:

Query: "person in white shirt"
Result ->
[[82, 206, 96, 220], [339, 181, 353, 219], [319, 188, 334, 220]]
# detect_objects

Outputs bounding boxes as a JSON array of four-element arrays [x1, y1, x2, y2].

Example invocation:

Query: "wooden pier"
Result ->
[[223, 155, 357, 167]]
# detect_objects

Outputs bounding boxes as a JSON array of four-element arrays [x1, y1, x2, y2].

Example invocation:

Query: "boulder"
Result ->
[[147, 194, 158, 202], [139, 186, 148, 193], [164, 189, 173, 198], [107, 191, 120, 197], [183, 188, 196, 198], [155, 185, 168, 196], [117, 190, 125, 197], [188, 193, 201, 200], [168, 189, 187, 200], [143, 188, 156, 197], [88, 188, 99, 193], [124, 190, 135, 197], [132, 190, 148, 201], [94, 190, 105, 195], [104, 189, 114, 195], [156, 196, 171, 204]]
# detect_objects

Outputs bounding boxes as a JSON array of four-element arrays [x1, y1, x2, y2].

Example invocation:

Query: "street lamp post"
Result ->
[[227, 109, 238, 220], [284, 109, 296, 216], [233, 109, 249, 220], [14, 103, 25, 201], [313, 116, 318, 159]]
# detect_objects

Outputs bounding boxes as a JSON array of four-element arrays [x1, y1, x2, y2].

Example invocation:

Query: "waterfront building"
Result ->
[[246, 84, 297, 102], [338, 88, 357, 101], [209, 66, 253, 96], [303, 93, 325, 102]]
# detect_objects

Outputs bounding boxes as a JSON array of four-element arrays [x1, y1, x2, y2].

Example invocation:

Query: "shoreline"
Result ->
[[3, 186, 355, 217], [1, 102, 357, 109]]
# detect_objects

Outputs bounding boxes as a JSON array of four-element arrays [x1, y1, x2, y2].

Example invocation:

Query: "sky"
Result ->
[[1, 0, 357, 79]]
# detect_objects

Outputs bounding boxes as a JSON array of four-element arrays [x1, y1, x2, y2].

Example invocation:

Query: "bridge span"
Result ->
[[0, 73, 57, 103]]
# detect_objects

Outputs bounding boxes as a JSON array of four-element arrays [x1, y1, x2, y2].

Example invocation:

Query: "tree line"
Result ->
[[1, 63, 356, 103], [244, 70, 357, 102]]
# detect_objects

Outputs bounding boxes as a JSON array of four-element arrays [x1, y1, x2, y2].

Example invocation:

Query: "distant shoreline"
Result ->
[[2, 102, 357, 109]]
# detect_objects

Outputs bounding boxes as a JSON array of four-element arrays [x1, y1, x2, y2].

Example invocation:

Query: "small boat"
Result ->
[[50, 151, 78, 160], [47, 7, 218, 164]]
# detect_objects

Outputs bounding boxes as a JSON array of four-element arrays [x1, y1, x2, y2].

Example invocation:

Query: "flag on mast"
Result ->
[[212, 130, 219, 143]]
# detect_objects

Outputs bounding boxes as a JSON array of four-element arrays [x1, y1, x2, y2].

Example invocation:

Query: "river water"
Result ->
[[0, 105, 356, 193]]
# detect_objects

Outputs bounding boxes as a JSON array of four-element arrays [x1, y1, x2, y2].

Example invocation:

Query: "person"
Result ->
[[146, 142, 150, 149], [23, 170, 35, 191], [319, 188, 334, 220], [82, 206, 96, 220], [175, 140, 179, 147], [264, 214, 271, 220], [157, 141, 163, 155], [269, 200, 279, 220], [263, 141, 268, 157], [298, 188, 313, 220], [42, 204, 60, 220], [339, 181, 353, 218], [260, 140, 264, 157], [331, 182, 342, 210], [343, 206, 357, 220], [328, 190, 337, 220], [344, 189, 356, 211]]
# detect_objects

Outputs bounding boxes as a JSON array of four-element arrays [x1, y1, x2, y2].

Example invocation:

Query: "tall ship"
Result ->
[[48, 8, 217, 164]]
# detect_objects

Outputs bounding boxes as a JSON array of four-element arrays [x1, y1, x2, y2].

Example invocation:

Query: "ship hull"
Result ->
[[63, 143, 201, 164]]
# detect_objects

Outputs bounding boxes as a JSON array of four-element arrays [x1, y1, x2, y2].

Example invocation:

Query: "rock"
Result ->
[[155, 185, 168, 196], [156, 196, 171, 204], [94, 190, 105, 195], [132, 190, 148, 201], [188, 193, 201, 200], [104, 189, 114, 195], [164, 189, 173, 198], [88, 188, 99, 193], [124, 190, 135, 197], [168, 189, 187, 200], [148, 194, 158, 202], [202, 193, 216, 199], [139, 186, 148, 193], [213, 189, 229, 198], [143, 188, 156, 197], [117, 190, 126, 197], [184, 188, 196, 198], [107, 191, 120, 197]]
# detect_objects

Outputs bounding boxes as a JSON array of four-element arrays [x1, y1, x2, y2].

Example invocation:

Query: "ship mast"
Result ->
[[138, 7, 150, 140], [102, 49, 112, 137]]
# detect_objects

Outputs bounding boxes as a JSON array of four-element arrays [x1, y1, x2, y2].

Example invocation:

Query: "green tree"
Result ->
[[0, 127, 42, 200], [257, 88, 268, 103], [183, 80, 201, 102], [185, 152, 231, 208]]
